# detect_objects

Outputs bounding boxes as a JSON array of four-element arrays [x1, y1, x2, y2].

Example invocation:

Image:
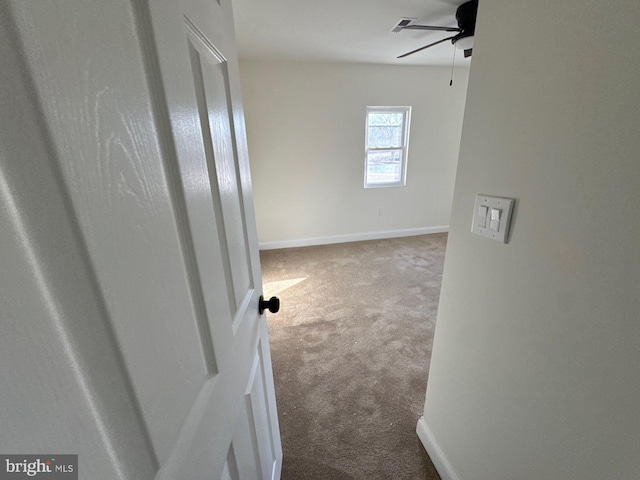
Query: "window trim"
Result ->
[[364, 106, 411, 188]]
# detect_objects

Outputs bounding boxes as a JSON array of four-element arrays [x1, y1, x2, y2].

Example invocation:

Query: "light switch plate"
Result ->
[[471, 195, 515, 243]]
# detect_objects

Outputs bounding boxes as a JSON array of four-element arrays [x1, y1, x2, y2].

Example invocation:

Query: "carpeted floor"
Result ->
[[261, 234, 447, 480]]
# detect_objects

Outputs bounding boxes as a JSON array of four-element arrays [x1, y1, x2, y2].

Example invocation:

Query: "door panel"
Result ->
[[186, 23, 253, 315], [245, 345, 279, 479]]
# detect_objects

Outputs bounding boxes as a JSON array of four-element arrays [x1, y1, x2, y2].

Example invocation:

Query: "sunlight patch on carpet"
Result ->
[[263, 277, 307, 297]]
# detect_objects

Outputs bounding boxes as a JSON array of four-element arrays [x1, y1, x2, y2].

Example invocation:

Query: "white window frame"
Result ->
[[364, 106, 411, 188]]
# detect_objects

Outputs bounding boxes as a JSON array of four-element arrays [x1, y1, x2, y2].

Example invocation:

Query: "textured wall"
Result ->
[[240, 60, 469, 246], [422, 1, 640, 479]]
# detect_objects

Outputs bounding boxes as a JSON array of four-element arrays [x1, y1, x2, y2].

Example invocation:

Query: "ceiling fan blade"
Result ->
[[402, 24, 461, 32], [463, 48, 473, 58], [397, 35, 457, 59]]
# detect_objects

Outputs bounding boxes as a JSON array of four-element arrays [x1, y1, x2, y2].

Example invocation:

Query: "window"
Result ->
[[364, 106, 411, 188]]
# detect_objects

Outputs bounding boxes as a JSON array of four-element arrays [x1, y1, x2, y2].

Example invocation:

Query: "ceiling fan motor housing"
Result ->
[[454, 0, 478, 42], [396, 0, 478, 59]]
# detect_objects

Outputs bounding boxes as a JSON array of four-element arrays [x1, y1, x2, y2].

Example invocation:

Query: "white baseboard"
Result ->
[[416, 416, 460, 480], [258, 226, 449, 250]]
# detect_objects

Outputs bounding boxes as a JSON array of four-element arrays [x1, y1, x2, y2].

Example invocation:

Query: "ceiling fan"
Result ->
[[396, 0, 478, 59]]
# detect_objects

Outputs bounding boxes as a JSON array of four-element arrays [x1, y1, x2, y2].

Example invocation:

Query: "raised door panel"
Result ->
[[186, 23, 254, 320], [245, 342, 279, 479]]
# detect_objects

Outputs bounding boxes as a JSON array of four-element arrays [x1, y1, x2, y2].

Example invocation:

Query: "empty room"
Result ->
[[1, 1, 639, 480], [235, 0, 470, 477], [237, 0, 640, 478]]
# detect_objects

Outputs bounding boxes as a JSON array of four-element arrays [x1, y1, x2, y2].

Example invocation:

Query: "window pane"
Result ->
[[366, 150, 402, 184], [367, 113, 404, 147]]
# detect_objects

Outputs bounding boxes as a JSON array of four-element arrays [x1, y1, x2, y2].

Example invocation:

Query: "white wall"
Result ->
[[240, 60, 469, 248], [419, 1, 640, 479]]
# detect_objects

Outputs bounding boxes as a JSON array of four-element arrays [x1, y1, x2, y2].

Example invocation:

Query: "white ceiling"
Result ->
[[232, 0, 473, 67]]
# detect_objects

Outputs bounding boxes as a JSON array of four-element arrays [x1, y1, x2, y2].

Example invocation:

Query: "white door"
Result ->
[[0, 1, 281, 479]]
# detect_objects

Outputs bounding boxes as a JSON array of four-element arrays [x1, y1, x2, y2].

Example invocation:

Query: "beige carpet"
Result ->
[[261, 234, 446, 480]]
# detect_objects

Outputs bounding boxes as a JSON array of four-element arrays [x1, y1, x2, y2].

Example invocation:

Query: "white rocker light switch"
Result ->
[[477, 205, 488, 227], [489, 208, 501, 231]]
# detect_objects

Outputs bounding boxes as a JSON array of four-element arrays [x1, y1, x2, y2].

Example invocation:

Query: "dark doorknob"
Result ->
[[259, 295, 280, 314]]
